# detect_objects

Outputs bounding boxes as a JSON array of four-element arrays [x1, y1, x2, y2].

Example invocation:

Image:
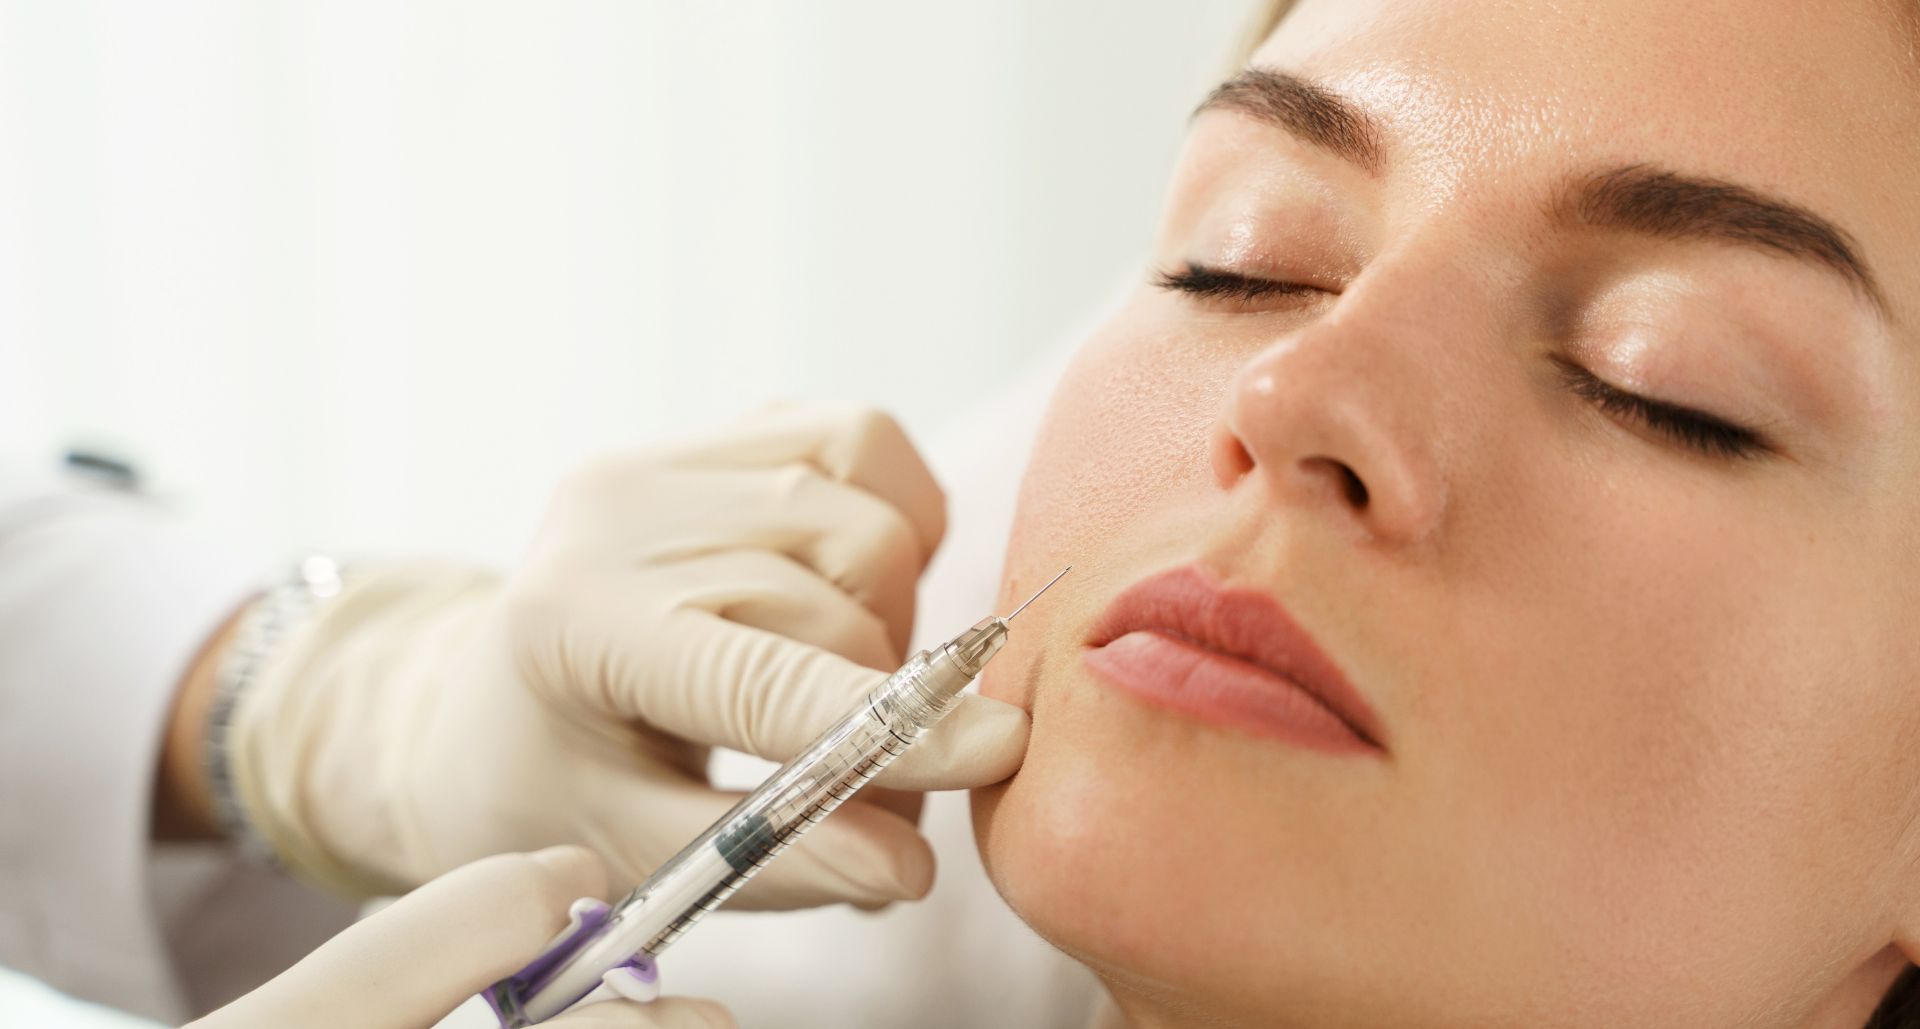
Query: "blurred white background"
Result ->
[[0, 0, 1261, 565]]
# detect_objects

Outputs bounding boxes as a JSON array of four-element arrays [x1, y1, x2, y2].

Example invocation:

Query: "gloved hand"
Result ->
[[186, 846, 735, 1029], [226, 406, 1029, 904]]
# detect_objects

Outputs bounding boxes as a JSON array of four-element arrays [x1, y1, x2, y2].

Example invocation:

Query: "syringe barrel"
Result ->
[[627, 646, 967, 952], [502, 623, 1001, 1024]]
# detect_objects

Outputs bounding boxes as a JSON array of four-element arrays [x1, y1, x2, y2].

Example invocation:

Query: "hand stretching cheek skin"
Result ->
[[972, 1, 1920, 1026]]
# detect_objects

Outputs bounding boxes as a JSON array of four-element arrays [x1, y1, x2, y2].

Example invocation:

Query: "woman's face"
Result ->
[[972, 1, 1920, 1026]]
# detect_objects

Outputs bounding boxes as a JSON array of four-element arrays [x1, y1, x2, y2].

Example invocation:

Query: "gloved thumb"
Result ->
[[188, 847, 609, 1029]]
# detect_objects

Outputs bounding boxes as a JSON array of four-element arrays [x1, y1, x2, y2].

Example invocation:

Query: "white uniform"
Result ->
[[0, 465, 355, 1023], [0, 339, 1100, 1027]]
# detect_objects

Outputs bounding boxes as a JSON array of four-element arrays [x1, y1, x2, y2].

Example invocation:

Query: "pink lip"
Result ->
[[1082, 566, 1386, 756]]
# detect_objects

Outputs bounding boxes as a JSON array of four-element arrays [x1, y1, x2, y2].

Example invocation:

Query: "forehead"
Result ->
[[1254, 0, 1920, 322]]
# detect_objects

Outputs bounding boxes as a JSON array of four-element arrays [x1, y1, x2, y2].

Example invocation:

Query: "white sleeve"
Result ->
[[0, 467, 350, 1022], [0, 965, 165, 1029]]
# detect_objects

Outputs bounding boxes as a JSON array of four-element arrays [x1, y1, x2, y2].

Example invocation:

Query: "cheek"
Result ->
[[1397, 444, 1920, 1005], [985, 299, 1234, 713], [1005, 303, 1232, 577]]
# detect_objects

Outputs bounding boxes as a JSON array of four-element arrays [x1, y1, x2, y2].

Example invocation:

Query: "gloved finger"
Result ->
[[613, 779, 936, 910], [596, 600, 1029, 791], [772, 467, 925, 655], [191, 847, 606, 1029], [529, 555, 1027, 790], [518, 549, 894, 729], [548, 996, 737, 1029], [666, 549, 901, 673], [653, 404, 947, 562], [623, 469, 930, 656], [858, 785, 925, 827], [877, 693, 1031, 791], [535, 465, 928, 658]]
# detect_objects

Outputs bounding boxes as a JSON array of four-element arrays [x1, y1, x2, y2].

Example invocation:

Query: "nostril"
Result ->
[[1210, 429, 1258, 487], [1297, 456, 1370, 510], [1338, 464, 1369, 508]]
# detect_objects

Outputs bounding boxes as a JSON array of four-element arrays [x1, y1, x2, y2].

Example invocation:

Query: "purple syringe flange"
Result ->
[[485, 898, 659, 1026]]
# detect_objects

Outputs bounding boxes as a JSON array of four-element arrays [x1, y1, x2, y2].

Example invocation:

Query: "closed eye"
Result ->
[[1153, 261, 1324, 305], [1551, 356, 1770, 461]]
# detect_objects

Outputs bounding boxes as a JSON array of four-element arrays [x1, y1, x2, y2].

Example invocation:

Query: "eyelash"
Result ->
[[1551, 356, 1768, 461], [1157, 263, 1768, 462], [1153, 261, 1322, 304]]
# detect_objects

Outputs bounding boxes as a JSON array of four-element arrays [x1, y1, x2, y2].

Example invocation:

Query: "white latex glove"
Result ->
[[185, 846, 735, 1029], [227, 406, 1029, 905]]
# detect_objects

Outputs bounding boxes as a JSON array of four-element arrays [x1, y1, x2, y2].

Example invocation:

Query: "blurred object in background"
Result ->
[[0, 0, 1262, 567]]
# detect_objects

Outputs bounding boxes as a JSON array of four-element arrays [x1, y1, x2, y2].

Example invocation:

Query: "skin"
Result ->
[[154, 606, 241, 841], [972, 1, 1920, 1026]]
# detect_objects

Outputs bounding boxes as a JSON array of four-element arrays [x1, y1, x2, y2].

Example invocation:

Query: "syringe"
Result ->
[[475, 567, 1070, 1026]]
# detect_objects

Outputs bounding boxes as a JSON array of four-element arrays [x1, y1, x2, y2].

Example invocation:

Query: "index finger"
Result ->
[[657, 405, 947, 561]]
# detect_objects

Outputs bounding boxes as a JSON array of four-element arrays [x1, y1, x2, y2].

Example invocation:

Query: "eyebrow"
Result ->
[[1555, 164, 1886, 312], [1199, 69, 1886, 316], [1195, 68, 1385, 173]]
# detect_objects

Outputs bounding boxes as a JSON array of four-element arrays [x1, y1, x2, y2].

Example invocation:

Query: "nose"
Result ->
[[1210, 315, 1448, 547]]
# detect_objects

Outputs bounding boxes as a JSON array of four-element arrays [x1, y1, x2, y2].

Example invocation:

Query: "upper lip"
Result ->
[[1085, 565, 1386, 749]]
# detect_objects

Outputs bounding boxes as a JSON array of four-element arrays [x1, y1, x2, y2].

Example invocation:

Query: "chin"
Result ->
[[971, 656, 1360, 1027]]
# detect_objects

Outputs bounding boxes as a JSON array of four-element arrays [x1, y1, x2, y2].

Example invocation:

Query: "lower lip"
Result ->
[[1083, 630, 1377, 755]]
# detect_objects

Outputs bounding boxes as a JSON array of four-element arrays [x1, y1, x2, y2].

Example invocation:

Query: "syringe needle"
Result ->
[[1006, 566, 1071, 622]]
